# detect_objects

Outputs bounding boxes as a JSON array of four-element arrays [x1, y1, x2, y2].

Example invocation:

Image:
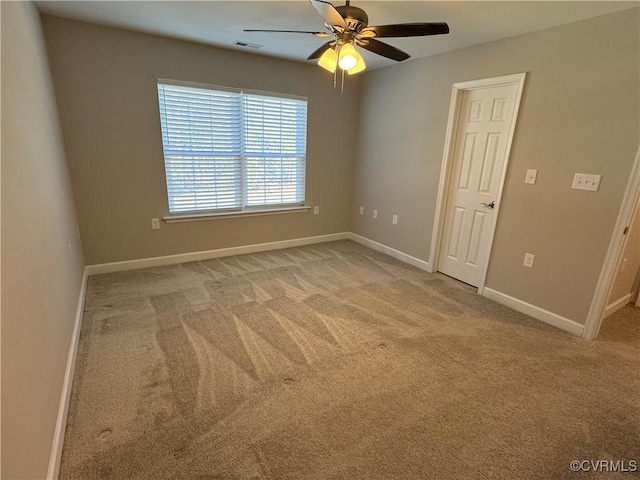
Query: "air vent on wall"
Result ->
[[234, 41, 263, 49]]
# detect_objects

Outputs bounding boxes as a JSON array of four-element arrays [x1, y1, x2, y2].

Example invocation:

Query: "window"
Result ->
[[157, 80, 307, 215]]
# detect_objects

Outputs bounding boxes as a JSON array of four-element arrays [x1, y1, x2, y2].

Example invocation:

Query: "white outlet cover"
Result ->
[[523, 253, 535, 268], [392, 215, 398, 225], [373, 210, 378, 219], [525, 169, 537, 184], [359, 206, 364, 215]]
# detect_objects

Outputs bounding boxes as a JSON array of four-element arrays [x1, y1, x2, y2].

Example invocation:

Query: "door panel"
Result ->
[[438, 84, 520, 286], [466, 211, 486, 266], [479, 133, 501, 193], [458, 134, 477, 191], [447, 207, 466, 259]]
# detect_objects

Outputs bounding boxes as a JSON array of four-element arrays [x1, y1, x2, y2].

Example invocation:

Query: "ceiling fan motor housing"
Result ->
[[335, 5, 369, 32]]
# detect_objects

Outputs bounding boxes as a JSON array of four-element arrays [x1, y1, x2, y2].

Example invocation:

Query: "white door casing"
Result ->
[[583, 146, 640, 339], [429, 74, 526, 291]]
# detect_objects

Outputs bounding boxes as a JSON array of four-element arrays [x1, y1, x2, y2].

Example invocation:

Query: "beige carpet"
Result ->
[[60, 240, 639, 479]]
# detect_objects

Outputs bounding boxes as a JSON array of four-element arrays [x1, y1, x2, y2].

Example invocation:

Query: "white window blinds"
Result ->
[[157, 81, 307, 214]]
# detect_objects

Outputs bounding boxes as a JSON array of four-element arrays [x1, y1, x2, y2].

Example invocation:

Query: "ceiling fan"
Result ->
[[244, 0, 449, 75]]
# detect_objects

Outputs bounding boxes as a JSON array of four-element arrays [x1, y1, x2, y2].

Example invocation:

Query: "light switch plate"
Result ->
[[525, 169, 537, 184], [572, 173, 601, 192]]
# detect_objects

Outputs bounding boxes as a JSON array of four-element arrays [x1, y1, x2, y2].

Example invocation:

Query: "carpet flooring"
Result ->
[[60, 240, 639, 479]]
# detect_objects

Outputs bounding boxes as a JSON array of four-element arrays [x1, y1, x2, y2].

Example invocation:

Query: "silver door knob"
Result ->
[[481, 201, 495, 209]]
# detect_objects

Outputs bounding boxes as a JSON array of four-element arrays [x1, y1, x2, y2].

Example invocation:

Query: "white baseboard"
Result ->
[[347, 233, 430, 271], [86, 232, 350, 275], [346, 234, 586, 338], [603, 293, 632, 318], [47, 268, 89, 480], [482, 287, 585, 337]]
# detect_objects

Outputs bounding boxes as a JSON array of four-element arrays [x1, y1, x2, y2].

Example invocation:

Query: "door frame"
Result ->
[[582, 146, 640, 340], [428, 73, 526, 294]]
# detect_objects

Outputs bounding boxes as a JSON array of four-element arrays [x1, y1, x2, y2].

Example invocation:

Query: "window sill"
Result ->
[[163, 205, 311, 223]]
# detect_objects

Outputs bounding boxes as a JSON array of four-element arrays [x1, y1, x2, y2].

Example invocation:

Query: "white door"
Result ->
[[438, 83, 521, 287]]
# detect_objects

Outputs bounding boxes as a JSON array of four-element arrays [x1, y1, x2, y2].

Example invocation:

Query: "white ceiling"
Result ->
[[36, 1, 639, 71]]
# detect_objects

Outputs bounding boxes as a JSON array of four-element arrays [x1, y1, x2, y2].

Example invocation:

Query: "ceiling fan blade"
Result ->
[[244, 29, 332, 38], [309, 0, 347, 30], [357, 38, 410, 62], [360, 22, 449, 38], [307, 42, 333, 60]]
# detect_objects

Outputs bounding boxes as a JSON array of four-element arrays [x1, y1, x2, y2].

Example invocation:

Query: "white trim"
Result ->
[[603, 293, 633, 319], [156, 77, 308, 102], [453, 74, 528, 91], [348, 233, 430, 271], [84, 231, 595, 344], [163, 205, 310, 223], [428, 73, 527, 295], [583, 147, 640, 340], [86, 232, 349, 275], [482, 287, 585, 337], [428, 82, 462, 274], [47, 268, 89, 480]]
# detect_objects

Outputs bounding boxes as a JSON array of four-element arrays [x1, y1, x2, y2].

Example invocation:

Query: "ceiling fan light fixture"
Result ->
[[338, 42, 358, 70], [347, 49, 366, 75], [317, 46, 338, 73]]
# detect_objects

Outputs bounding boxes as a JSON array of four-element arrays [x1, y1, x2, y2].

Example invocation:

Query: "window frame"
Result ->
[[156, 78, 309, 220]]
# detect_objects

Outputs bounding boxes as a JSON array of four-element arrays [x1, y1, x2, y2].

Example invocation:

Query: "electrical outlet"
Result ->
[[151, 218, 160, 230], [392, 214, 398, 225], [373, 209, 378, 219], [359, 206, 364, 215], [314, 206, 320, 215], [525, 169, 538, 185], [523, 253, 535, 268]]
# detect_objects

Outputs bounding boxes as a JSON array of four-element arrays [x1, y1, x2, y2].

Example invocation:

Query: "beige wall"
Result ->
[[42, 16, 360, 265], [3, 5, 636, 477], [1, 2, 86, 479], [607, 199, 640, 306], [352, 8, 640, 324]]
